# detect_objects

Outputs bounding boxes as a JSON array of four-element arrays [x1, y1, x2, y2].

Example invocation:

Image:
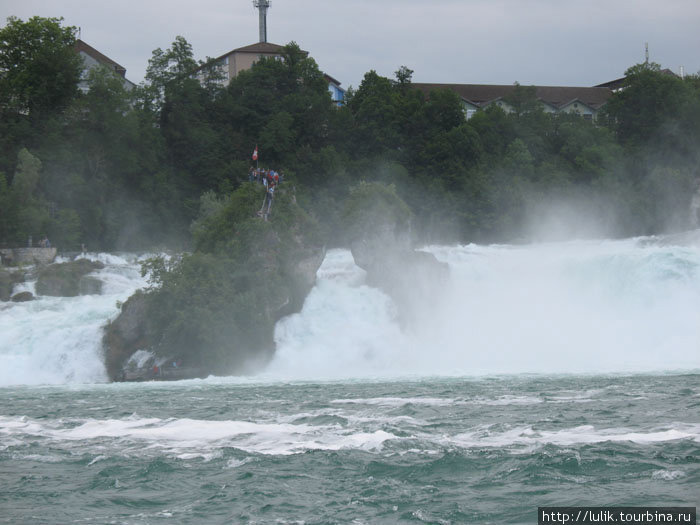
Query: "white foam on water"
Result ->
[[75, 252, 133, 266], [447, 423, 700, 450], [87, 455, 108, 466], [0, 415, 397, 456], [333, 395, 548, 407], [10, 453, 63, 463], [226, 457, 255, 469], [473, 395, 544, 406], [651, 469, 686, 480], [331, 397, 457, 407]]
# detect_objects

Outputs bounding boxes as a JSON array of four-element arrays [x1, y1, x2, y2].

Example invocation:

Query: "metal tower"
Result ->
[[253, 0, 271, 43]]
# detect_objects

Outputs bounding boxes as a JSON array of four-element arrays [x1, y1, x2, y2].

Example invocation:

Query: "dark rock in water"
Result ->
[[10, 291, 34, 302], [35, 259, 105, 297], [79, 276, 103, 295], [0, 268, 25, 301], [103, 291, 151, 381], [351, 224, 449, 326], [0, 272, 13, 302], [343, 181, 449, 325]]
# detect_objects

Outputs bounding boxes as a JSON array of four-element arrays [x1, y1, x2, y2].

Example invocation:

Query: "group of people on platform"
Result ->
[[249, 167, 285, 221], [27, 235, 51, 248], [249, 167, 284, 186]]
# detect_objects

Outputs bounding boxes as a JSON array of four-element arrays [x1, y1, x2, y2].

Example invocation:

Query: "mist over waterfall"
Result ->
[[269, 236, 700, 379]]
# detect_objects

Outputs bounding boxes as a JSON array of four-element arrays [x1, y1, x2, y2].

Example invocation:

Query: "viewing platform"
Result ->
[[0, 247, 57, 266]]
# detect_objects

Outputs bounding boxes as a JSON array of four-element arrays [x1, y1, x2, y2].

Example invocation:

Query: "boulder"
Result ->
[[79, 276, 103, 295], [11, 291, 34, 302], [102, 291, 151, 380], [35, 259, 105, 297], [0, 268, 25, 302]]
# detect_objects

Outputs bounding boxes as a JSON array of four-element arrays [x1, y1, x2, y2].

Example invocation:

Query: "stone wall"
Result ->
[[0, 247, 57, 266]]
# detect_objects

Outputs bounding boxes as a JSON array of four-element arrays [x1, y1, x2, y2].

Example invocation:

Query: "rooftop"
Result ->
[[75, 39, 127, 78], [412, 83, 613, 109]]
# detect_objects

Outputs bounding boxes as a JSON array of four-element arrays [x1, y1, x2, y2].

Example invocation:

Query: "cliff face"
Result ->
[[102, 291, 151, 380], [344, 182, 449, 327], [350, 223, 448, 327], [102, 185, 325, 381]]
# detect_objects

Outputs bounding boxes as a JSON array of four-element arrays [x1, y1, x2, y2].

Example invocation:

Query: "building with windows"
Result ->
[[74, 39, 136, 93], [412, 83, 612, 121], [325, 74, 345, 107], [197, 41, 288, 86], [196, 41, 345, 105], [195, 2, 344, 104]]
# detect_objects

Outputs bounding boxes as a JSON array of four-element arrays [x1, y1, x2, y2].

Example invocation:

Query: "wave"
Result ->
[[3, 414, 697, 458], [0, 415, 394, 457], [447, 423, 700, 449]]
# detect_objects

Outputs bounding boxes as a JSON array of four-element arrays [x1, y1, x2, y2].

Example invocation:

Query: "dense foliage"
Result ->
[[125, 182, 322, 372], [2, 16, 700, 252]]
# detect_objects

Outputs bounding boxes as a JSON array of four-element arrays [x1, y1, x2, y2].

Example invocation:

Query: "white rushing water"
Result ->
[[1, 236, 699, 386], [0, 253, 148, 386], [268, 236, 700, 379]]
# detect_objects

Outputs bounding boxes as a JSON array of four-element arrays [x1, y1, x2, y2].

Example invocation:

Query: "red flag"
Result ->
[[252, 145, 258, 161]]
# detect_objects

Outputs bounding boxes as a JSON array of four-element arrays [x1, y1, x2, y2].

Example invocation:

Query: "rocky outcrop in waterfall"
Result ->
[[350, 226, 448, 327], [36, 259, 105, 296], [102, 184, 324, 381], [344, 182, 449, 326]]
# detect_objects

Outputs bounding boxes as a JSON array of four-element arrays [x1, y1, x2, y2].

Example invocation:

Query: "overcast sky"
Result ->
[[2, 0, 699, 90]]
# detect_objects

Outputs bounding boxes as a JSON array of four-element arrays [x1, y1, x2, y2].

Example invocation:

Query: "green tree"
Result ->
[[4, 149, 51, 244], [0, 16, 82, 118], [504, 82, 540, 116], [604, 62, 700, 153], [347, 70, 401, 155], [142, 35, 199, 114]]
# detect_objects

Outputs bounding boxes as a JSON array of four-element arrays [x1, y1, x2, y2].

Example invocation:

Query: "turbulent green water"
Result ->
[[2, 374, 699, 524]]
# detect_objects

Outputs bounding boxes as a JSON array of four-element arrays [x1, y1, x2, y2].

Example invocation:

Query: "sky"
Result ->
[[2, 0, 700, 90]]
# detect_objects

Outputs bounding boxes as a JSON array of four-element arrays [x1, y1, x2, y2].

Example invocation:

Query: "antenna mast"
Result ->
[[253, 0, 271, 43], [645, 42, 649, 64]]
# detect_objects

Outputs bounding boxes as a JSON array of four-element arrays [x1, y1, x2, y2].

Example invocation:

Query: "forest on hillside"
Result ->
[[2, 16, 700, 252]]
